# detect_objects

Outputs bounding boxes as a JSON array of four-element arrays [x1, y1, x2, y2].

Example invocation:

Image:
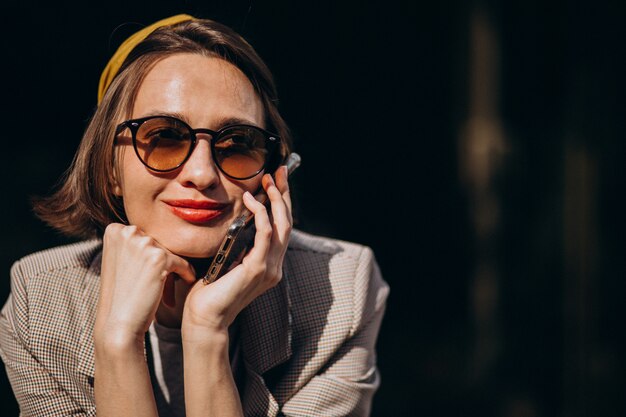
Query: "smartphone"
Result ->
[[201, 152, 302, 284]]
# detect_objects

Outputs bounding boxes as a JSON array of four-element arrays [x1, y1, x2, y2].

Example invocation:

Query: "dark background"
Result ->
[[1, 1, 625, 416]]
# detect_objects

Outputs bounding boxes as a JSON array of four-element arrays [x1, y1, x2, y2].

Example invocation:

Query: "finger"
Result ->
[[264, 174, 292, 260], [242, 191, 273, 262], [139, 234, 197, 284], [274, 165, 293, 215], [167, 255, 197, 284], [263, 175, 290, 220], [263, 174, 291, 238]]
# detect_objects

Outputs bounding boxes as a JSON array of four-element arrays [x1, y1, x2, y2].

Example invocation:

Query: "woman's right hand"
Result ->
[[94, 223, 196, 350]]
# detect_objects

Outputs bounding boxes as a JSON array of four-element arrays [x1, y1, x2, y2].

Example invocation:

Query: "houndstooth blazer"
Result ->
[[0, 229, 389, 416]]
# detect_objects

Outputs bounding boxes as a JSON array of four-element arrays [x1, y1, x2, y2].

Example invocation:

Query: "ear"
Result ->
[[110, 167, 123, 197], [111, 180, 123, 197], [110, 149, 124, 197]]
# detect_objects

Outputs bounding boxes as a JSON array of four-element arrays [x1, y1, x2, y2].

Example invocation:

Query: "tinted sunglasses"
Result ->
[[115, 115, 281, 180]]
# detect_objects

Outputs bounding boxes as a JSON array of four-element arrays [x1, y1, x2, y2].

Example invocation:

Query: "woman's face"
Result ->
[[114, 53, 265, 258]]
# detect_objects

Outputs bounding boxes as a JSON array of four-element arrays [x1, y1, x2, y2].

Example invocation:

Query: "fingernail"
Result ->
[[263, 174, 274, 186]]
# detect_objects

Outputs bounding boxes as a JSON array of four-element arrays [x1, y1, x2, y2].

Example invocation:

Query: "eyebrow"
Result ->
[[141, 111, 262, 129], [214, 116, 262, 129]]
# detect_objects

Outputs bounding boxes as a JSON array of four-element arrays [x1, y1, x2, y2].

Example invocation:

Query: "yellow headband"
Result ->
[[97, 14, 195, 104]]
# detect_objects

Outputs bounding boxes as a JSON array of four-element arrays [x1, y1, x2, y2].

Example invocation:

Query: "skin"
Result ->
[[93, 53, 292, 417]]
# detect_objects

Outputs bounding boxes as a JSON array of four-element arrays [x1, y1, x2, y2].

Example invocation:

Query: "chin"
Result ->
[[166, 241, 221, 259], [155, 227, 225, 259]]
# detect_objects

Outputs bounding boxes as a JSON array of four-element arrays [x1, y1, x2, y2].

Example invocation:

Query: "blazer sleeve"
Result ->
[[281, 246, 390, 417], [0, 261, 94, 417]]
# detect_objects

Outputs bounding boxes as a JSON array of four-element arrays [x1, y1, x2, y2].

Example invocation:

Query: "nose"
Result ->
[[176, 135, 221, 190]]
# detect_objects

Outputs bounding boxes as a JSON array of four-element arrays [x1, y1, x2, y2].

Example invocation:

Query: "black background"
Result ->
[[1, 1, 625, 416]]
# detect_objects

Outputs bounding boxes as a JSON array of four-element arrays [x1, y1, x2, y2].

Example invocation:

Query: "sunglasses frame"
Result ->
[[115, 115, 281, 180]]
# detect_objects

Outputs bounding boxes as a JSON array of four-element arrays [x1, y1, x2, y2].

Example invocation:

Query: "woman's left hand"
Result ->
[[181, 165, 292, 341]]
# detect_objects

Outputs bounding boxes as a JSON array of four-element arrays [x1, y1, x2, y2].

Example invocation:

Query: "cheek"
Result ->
[[226, 174, 263, 199], [116, 147, 163, 208]]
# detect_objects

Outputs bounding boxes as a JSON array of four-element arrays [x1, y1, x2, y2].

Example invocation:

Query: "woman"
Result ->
[[0, 14, 389, 417]]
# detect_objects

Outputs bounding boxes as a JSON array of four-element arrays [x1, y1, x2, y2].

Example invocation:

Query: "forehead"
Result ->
[[132, 53, 264, 126]]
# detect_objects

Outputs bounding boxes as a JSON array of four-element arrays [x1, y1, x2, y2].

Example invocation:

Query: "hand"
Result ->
[[94, 223, 196, 350], [181, 165, 292, 340]]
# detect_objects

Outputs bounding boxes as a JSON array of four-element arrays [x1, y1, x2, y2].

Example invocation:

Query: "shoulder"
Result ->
[[285, 229, 389, 333], [11, 239, 102, 282], [3, 240, 102, 358], [286, 229, 385, 288], [9, 240, 103, 307], [287, 228, 374, 261]]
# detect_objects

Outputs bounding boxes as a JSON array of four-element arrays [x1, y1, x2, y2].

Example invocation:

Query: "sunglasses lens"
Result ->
[[135, 117, 192, 170], [214, 126, 270, 179]]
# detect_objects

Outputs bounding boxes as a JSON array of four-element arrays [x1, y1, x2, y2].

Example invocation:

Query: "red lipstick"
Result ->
[[164, 199, 228, 223]]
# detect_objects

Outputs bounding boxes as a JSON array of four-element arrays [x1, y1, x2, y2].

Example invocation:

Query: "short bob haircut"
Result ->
[[34, 18, 292, 239]]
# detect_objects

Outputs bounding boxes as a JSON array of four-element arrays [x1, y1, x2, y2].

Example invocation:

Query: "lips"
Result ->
[[164, 199, 228, 223]]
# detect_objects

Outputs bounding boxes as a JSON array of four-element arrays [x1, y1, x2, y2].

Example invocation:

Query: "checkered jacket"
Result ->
[[0, 229, 389, 416]]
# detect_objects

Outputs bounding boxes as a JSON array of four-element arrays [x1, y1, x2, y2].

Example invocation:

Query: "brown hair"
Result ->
[[33, 18, 292, 239]]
